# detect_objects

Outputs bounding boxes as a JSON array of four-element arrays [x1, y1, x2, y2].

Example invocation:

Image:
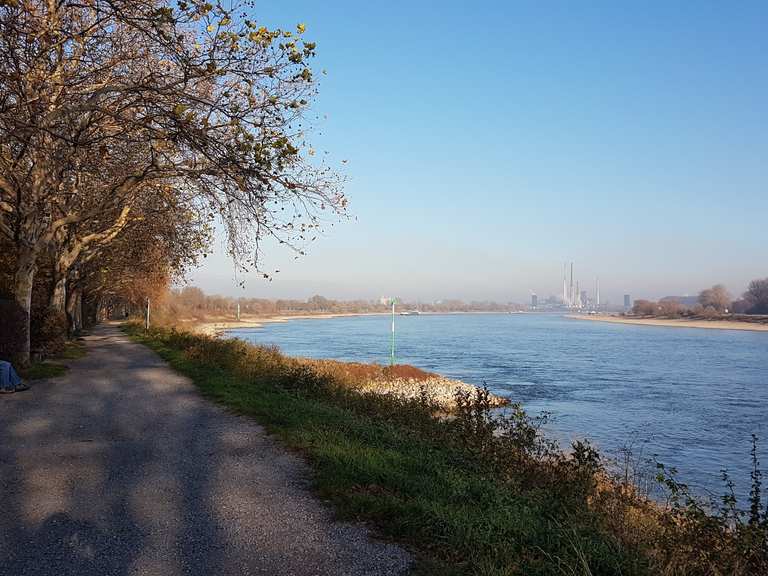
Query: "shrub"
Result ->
[[29, 305, 68, 357], [700, 305, 720, 319], [632, 300, 658, 316]]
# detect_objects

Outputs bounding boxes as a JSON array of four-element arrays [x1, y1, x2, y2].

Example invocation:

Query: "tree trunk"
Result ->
[[50, 275, 67, 315], [50, 245, 80, 318], [65, 285, 83, 334], [74, 291, 83, 332], [13, 249, 36, 367]]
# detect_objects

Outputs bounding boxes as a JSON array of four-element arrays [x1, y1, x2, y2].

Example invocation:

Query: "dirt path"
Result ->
[[0, 324, 410, 576]]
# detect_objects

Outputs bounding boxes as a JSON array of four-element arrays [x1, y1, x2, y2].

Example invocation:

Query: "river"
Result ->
[[227, 313, 768, 501]]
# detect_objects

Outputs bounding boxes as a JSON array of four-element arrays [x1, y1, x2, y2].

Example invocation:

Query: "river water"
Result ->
[[227, 313, 768, 501]]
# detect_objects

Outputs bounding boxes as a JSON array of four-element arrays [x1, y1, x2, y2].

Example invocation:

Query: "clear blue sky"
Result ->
[[191, 0, 768, 304]]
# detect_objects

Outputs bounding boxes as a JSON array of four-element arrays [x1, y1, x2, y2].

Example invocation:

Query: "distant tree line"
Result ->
[[154, 286, 525, 322], [631, 279, 768, 318], [0, 1, 344, 365]]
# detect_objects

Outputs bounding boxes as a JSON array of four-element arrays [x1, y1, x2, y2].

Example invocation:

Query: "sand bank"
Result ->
[[569, 314, 768, 332], [193, 312, 387, 337]]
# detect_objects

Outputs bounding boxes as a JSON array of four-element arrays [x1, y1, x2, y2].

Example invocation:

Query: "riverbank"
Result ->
[[192, 312, 387, 337], [124, 323, 768, 575], [569, 314, 768, 332], [193, 310, 529, 337], [193, 312, 509, 410]]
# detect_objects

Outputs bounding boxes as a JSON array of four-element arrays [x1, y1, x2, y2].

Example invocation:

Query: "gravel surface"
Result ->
[[0, 324, 411, 576]]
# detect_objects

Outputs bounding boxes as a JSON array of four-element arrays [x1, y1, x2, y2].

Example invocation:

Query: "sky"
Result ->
[[189, 0, 768, 305]]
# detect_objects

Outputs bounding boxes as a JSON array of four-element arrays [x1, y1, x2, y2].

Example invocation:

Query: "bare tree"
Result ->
[[0, 1, 344, 363], [657, 298, 683, 317], [698, 284, 731, 313], [744, 278, 768, 314], [632, 300, 658, 316]]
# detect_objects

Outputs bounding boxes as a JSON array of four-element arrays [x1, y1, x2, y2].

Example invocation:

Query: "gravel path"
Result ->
[[0, 324, 411, 576]]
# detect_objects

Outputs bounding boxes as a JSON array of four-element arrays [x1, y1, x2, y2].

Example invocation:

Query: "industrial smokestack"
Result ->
[[596, 277, 600, 309]]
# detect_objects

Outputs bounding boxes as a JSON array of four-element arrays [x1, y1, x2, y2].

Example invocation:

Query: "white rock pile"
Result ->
[[354, 376, 508, 411]]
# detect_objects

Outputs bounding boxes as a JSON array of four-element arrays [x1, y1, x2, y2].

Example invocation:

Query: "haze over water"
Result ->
[[229, 314, 768, 500]]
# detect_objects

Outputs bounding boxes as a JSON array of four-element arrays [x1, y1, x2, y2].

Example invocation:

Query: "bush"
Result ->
[[632, 300, 658, 316], [700, 305, 720, 319], [30, 306, 68, 357]]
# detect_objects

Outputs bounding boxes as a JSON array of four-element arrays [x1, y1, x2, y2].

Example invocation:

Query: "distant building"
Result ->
[[624, 294, 631, 309], [531, 294, 538, 309]]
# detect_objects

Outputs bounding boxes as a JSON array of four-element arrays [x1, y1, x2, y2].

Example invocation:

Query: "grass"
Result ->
[[124, 324, 768, 576], [18, 340, 87, 380], [58, 340, 87, 360], [19, 361, 68, 380]]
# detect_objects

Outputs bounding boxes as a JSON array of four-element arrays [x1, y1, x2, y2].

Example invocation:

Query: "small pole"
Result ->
[[145, 297, 150, 330], [237, 302, 241, 321], [390, 299, 395, 366]]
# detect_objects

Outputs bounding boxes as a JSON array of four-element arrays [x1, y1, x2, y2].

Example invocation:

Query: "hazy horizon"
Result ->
[[190, 0, 767, 304]]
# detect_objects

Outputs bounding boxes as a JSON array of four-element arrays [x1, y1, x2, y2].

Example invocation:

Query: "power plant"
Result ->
[[526, 263, 616, 312], [561, 262, 597, 310], [536, 262, 603, 311]]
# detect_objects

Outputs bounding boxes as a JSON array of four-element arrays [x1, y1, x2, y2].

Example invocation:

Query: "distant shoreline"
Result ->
[[193, 310, 533, 336], [193, 312, 388, 337], [569, 314, 768, 332]]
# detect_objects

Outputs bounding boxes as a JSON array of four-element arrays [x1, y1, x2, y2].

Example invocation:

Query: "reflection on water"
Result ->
[[228, 313, 768, 500]]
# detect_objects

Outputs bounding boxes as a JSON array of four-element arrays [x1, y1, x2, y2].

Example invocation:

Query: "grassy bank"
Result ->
[[125, 324, 768, 575], [18, 340, 87, 380]]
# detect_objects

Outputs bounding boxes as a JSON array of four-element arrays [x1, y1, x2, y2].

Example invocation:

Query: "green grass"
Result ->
[[125, 324, 651, 576], [18, 340, 87, 380], [19, 361, 68, 380], [58, 340, 87, 360]]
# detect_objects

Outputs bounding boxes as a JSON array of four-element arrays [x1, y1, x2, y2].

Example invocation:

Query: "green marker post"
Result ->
[[390, 298, 396, 366]]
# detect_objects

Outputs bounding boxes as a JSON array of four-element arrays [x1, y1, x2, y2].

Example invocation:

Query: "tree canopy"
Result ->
[[0, 0, 344, 364], [744, 278, 768, 315], [698, 284, 731, 313]]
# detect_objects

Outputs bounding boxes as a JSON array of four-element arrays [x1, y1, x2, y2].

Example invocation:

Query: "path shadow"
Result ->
[[0, 324, 409, 576]]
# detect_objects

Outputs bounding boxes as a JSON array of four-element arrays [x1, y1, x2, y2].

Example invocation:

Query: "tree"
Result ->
[[657, 298, 683, 317], [0, 1, 344, 363], [632, 300, 658, 316], [308, 295, 331, 311], [731, 299, 752, 314], [70, 186, 211, 330], [744, 278, 768, 315], [698, 284, 731, 313]]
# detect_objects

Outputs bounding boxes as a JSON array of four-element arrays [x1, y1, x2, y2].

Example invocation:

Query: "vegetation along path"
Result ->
[[0, 323, 411, 576]]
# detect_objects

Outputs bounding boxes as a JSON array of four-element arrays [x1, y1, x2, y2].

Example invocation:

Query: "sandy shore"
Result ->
[[193, 312, 387, 337], [569, 314, 768, 332]]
